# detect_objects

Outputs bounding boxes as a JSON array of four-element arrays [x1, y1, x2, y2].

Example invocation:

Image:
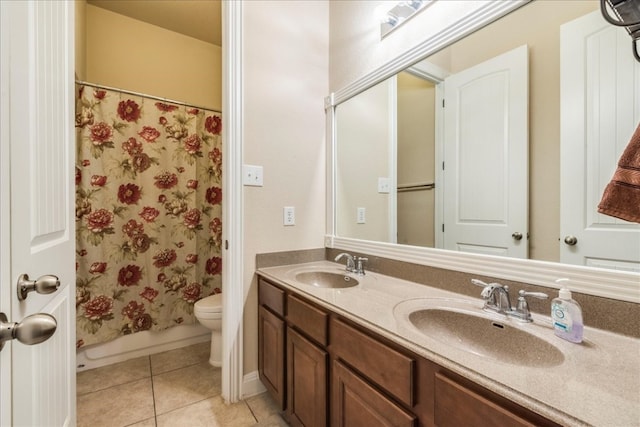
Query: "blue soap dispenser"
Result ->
[[551, 279, 583, 343]]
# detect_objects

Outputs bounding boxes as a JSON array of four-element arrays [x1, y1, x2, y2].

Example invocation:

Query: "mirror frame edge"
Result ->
[[331, 0, 529, 105], [325, 0, 640, 304], [327, 235, 639, 303]]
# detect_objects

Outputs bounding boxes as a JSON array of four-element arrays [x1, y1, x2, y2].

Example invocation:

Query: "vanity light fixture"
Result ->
[[378, 0, 432, 39], [600, 0, 640, 62]]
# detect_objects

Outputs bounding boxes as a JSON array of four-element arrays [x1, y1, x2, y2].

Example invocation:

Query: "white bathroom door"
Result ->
[[0, 1, 76, 426], [560, 11, 640, 272], [442, 45, 529, 258]]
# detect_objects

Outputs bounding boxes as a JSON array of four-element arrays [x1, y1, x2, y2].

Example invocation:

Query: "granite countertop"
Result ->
[[257, 261, 640, 427]]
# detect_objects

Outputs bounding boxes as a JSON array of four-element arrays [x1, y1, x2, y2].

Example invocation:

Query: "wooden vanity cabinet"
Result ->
[[257, 277, 560, 427], [258, 278, 329, 425]]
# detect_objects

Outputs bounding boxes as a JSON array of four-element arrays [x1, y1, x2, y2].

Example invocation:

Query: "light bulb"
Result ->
[[374, 2, 398, 23], [404, 0, 424, 11]]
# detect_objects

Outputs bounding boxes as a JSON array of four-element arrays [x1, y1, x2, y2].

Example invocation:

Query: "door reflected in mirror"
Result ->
[[333, 0, 640, 271]]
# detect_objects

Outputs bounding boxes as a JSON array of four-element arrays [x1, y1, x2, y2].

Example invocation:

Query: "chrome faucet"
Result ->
[[471, 279, 548, 322], [512, 290, 548, 322], [334, 253, 356, 273], [472, 279, 512, 314], [334, 253, 368, 275], [355, 256, 368, 276]]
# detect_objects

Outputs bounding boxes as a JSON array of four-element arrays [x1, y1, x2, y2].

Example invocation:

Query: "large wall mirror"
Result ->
[[328, 0, 640, 302]]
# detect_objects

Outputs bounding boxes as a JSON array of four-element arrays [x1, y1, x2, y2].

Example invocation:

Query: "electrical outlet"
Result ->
[[284, 206, 295, 226], [243, 165, 263, 186], [357, 207, 366, 224]]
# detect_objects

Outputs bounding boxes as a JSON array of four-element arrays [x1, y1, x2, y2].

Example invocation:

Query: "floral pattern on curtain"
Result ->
[[75, 85, 222, 348]]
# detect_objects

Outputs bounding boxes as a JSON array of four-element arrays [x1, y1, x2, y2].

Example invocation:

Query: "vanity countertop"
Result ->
[[257, 261, 640, 427]]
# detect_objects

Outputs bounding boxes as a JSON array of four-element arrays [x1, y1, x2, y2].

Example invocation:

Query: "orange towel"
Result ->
[[598, 122, 640, 223]]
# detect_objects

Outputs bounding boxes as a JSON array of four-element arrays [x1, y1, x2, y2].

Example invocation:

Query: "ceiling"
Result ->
[[87, 0, 222, 46]]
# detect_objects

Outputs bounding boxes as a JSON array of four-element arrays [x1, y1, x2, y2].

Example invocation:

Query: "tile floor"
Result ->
[[77, 342, 288, 427]]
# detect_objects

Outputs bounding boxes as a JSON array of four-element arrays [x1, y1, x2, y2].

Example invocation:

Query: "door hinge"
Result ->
[[442, 99, 445, 108], [442, 224, 445, 232], [442, 161, 445, 170]]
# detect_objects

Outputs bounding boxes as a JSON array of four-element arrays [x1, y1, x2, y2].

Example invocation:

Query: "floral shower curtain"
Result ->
[[75, 85, 222, 348]]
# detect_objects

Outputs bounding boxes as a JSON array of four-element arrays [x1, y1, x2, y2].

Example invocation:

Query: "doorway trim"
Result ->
[[221, 0, 244, 403], [0, 1, 12, 422]]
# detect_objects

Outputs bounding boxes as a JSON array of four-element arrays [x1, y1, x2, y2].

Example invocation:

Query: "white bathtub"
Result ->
[[76, 323, 210, 371]]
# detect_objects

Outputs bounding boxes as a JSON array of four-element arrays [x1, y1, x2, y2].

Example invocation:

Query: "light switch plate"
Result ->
[[378, 177, 390, 193], [243, 165, 263, 186]]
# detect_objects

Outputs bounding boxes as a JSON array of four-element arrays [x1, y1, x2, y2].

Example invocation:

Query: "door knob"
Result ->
[[0, 312, 57, 352], [512, 232, 523, 241], [17, 274, 60, 301], [564, 235, 578, 246]]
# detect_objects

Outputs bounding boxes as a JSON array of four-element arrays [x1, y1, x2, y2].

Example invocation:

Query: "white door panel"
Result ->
[[1, 1, 76, 425], [561, 11, 640, 271], [443, 45, 529, 258]]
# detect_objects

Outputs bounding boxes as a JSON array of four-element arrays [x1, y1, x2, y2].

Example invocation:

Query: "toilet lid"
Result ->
[[194, 293, 222, 313]]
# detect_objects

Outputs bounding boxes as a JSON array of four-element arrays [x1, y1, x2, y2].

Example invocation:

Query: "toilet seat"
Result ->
[[194, 293, 222, 315]]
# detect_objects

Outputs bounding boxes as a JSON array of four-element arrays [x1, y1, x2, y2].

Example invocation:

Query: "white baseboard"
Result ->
[[242, 370, 266, 398]]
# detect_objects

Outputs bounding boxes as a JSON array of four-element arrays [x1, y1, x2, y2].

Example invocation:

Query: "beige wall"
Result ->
[[85, 4, 221, 111], [336, 79, 391, 241], [335, 71, 436, 246], [75, 0, 87, 80], [242, 1, 328, 374], [329, 0, 599, 263]]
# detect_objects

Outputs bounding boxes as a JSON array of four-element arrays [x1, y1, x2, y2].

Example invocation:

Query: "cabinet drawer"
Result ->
[[330, 318, 415, 407], [287, 294, 328, 346], [259, 278, 285, 316], [435, 372, 542, 427]]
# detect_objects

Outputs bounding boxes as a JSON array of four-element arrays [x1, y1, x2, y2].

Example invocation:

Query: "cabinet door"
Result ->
[[332, 360, 416, 427], [287, 328, 328, 427], [258, 306, 286, 410]]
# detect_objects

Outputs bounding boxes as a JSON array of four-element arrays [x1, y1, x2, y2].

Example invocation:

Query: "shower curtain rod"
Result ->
[[75, 80, 222, 114]]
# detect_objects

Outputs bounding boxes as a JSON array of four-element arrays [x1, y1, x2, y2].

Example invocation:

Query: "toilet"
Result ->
[[194, 293, 223, 367]]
